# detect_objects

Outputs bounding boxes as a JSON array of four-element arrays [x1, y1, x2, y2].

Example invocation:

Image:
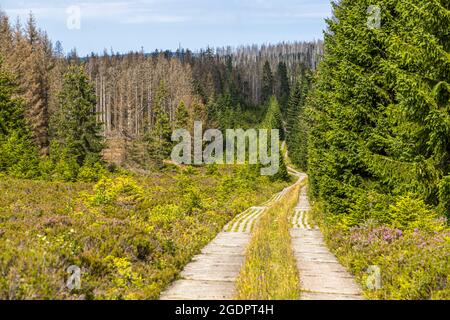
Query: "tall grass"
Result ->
[[235, 182, 302, 300]]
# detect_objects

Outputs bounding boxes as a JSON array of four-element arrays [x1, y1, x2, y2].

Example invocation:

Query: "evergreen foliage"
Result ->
[[261, 61, 274, 105], [52, 65, 104, 166], [0, 58, 40, 178], [286, 71, 312, 171], [174, 101, 189, 130], [263, 96, 284, 140], [273, 148, 289, 182], [262, 96, 288, 181], [147, 81, 172, 166], [276, 62, 290, 114], [285, 80, 303, 138], [307, 0, 450, 222]]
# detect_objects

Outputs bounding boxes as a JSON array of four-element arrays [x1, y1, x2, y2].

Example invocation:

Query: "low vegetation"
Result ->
[[0, 165, 289, 299], [236, 182, 301, 300], [311, 196, 450, 300]]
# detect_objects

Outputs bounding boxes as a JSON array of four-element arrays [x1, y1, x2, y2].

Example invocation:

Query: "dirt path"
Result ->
[[160, 186, 294, 300], [290, 182, 363, 300]]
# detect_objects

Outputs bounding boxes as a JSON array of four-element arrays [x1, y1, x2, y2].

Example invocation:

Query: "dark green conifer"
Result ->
[[53, 65, 104, 166]]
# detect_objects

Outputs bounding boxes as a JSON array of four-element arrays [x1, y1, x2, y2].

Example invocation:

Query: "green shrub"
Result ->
[[388, 195, 443, 233], [103, 255, 144, 288], [87, 176, 143, 206], [77, 162, 108, 183], [148, 204, 184, 228], [183, 186, 203, 214], [0, 131, 40, 179], [52, 157, 80, 182], [206, 163, 219, 176], [183, 166, 195, 175], [38, 157, 55, 180]]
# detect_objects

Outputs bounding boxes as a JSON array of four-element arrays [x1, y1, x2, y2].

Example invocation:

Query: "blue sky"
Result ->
[[1, 0, 331, 56]]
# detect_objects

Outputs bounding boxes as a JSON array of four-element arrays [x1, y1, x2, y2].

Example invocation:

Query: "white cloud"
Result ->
[[121, 14, 189, 24], [3, 0, 330, 25], [4, 7, 63, 19], [3, 0, 187, 24]]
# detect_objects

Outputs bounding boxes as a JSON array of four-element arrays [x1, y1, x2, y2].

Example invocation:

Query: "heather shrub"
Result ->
[[325, 220, 450, 300], [0, 166, 289, 299], [318, 197, 450, 300]]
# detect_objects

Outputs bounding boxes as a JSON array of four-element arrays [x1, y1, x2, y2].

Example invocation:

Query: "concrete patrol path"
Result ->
[[161, 166, 363, 300], [289, 170, 363, 300], [160, 184, 298, 300]]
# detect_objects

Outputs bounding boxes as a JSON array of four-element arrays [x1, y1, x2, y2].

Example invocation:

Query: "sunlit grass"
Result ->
[[235, 181, 302, 300]]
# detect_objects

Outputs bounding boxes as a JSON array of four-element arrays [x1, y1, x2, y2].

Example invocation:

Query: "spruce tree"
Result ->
[[261, 61, 274, 105], [0, 11, 12, 56], [285, 79, 303, 137], [307, 0, 450, 221], [148, 81, 172, 166], [276, 62, 290, 115], [263, 96, 284, 140], [272, 148, 289, 182], [53, 65, 104, 166], [174, 101, 189, 130], [22, 13, 52, 155], [0, 58, 39, 177], [261, 96, 289, 181], [286, 72, 312, 171]]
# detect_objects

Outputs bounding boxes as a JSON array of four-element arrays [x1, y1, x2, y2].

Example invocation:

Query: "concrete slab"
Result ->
[[290, 183, 363, 300]]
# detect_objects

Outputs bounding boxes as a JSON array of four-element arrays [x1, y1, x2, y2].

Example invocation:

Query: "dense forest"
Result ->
[[306, 0, 450, 225], [0, 9, 320, 175], [303, 0, 450, 299]]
